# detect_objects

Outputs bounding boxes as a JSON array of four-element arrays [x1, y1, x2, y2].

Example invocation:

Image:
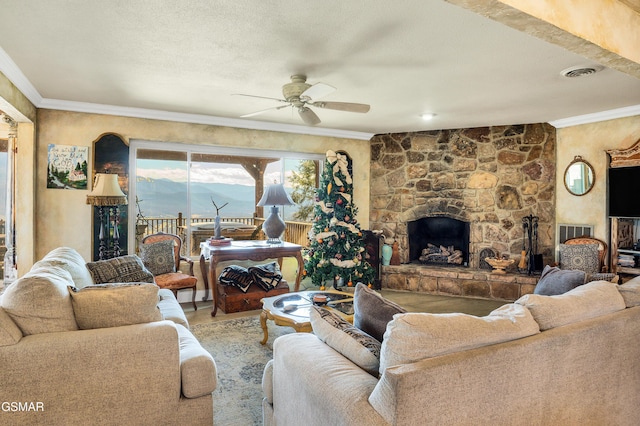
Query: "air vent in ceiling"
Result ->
[[561, 65, 603, 78]]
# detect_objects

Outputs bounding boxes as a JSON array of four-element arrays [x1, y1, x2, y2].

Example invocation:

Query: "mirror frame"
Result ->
[[564, 155, 595, 196]]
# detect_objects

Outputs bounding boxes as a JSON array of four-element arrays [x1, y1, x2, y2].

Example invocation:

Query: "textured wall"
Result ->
[[369, 123, 556, 268], [35, 109, 371, 262]]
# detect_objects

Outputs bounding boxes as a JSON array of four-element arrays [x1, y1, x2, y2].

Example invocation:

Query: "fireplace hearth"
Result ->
[[408, 217, 470, 266]]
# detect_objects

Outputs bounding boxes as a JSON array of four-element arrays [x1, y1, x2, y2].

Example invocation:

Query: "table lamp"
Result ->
[[257, 183, 294, 244], [86, 173, 128, 260]]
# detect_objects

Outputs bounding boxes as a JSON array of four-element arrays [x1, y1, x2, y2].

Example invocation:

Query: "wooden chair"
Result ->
[[563, 236, 608, 273], [141, 232, 198, 310]]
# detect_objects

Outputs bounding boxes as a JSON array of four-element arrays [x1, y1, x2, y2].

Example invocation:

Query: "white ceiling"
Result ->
[[0, 0, 639, 139]]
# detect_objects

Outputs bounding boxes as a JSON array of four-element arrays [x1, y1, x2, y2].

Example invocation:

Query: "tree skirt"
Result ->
[[190, 316, 294, 426]]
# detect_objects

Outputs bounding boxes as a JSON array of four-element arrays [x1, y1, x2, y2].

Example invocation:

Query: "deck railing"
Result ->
[[136, 214, 311, 254]]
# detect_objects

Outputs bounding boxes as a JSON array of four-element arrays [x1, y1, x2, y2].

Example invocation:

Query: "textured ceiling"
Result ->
[[0, 0, 638, 138]]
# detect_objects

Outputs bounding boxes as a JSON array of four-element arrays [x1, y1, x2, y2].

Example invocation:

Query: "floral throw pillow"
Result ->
[[139, 240, 176, 276]]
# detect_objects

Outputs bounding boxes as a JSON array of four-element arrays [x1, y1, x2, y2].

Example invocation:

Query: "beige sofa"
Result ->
[[0, 247, 217, 425], [263, 279, 640, 425]]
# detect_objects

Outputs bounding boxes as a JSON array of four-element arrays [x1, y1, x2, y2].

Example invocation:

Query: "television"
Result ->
[[608, 166, 640, 217]]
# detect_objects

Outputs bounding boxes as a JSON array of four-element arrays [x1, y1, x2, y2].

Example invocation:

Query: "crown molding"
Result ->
[[549, 104, 640, 128], [38, 98, 375, 141], [0, 46, 42, 107]]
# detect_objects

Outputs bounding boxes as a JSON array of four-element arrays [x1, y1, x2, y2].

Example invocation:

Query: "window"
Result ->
[[130, 141, 322, 255]]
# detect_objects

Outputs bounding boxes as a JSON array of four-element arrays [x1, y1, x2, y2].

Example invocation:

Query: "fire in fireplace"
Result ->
[[407, 217, 470, 266]]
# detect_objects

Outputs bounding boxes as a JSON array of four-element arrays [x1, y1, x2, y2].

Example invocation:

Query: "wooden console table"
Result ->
[[199, 240, 304, 317]]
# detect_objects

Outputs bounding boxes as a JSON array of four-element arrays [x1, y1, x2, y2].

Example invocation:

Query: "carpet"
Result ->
[[190, 316, 295, 426]]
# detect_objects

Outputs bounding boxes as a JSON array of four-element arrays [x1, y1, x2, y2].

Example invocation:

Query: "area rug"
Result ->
[[190, 316, 295, 426]]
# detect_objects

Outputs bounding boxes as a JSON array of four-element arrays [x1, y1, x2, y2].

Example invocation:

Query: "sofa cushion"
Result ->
[[139, 239, 176, 276], [68, 283, 163, 329], [157, 289, 189, 328], [618, 275, 640, 308], [86, 255, 155, 284], [262, 359, 274, 405], [516, 280, 626, 331], [1, 268, 78, 335], [38, 247, 94, 288], [559, 243, 600, 273], [310, 306, 381, 376], [379, 303, 539, 374], [0, 306, 22, 346], [534, 265, 585, 296], [353, 283, 406, 342], [248, 262, 283, 291]]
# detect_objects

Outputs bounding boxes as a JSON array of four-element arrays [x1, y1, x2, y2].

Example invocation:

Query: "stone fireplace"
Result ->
[[369, 124, 556, 299]]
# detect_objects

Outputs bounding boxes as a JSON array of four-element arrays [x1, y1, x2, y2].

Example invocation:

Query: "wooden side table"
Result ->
[[199, 241, 304, 317]]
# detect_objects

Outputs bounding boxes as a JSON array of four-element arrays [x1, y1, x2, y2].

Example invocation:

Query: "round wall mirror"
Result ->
[[564, 156, 595, 196]]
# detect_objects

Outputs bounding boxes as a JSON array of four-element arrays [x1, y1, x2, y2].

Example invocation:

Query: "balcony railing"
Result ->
[[136, 213, 311, 255]]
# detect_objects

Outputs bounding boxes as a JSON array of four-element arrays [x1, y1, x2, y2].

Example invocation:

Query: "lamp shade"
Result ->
[[86, 173, 128, 206], [257, 183, 294, 207]]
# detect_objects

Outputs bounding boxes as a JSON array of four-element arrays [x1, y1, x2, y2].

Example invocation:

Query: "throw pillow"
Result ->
[[38, 246, 95, 288], [310, 306, 381, 376], [248, 262, 283, 291], [219, 265, 254, 293], [139, 239, 177, 276], [379, 303, 539, 374], [353, 283, 406, 342], [559, 243, 600, 274], [68, 283, 163, 329], [516, 280, 626, 331], [533, 265, 585, 296], [86, 255, 155, 284], [618, 275, 640, 308], [1, 268, 78, 335], [586, 272, 618, 284]]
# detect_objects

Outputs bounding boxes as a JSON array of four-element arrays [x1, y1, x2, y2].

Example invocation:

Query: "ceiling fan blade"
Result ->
[[310, 101, 370, 113], [240, 104, 290, 118], [233, 93, 288, 103], [298, 107, 321, 126], [300, 82, 336, 101]]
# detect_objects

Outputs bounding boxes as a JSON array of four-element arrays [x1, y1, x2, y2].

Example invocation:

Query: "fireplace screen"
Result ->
[[407, 217, 470, 266]]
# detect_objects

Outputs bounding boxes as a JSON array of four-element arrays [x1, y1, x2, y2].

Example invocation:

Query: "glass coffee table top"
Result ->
[[272, 291, 354, 318]]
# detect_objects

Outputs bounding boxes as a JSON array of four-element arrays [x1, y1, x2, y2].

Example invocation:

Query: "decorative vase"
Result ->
[[381, 244, 392, 266]]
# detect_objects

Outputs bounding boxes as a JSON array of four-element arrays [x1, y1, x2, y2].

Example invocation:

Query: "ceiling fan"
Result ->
[[235, 75, 370, 126]]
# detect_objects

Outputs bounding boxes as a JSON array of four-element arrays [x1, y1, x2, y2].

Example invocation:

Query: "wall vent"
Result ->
[[558, 223, 594, 243]]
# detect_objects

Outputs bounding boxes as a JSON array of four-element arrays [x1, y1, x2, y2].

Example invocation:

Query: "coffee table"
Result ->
[[260, 290, 354, 345]]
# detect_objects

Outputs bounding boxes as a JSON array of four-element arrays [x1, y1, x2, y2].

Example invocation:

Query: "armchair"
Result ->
[[141, 232, 198, 310]]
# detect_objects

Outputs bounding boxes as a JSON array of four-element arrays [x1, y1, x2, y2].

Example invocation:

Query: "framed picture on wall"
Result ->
[[47, 144, 89, 189]]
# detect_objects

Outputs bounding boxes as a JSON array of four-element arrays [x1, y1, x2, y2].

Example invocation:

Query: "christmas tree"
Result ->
[[304, 150, 375, 289]]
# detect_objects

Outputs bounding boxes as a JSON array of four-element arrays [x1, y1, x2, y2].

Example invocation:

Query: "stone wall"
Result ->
[[369, 124, 556, 270]]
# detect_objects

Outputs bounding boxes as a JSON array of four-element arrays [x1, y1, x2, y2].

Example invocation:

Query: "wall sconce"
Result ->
[[257, 183, 294, 244], [86, 173, 128, 260]]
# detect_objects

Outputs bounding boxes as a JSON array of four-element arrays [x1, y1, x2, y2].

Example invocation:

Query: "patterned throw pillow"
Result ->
[[139, 240, 177, 276], [559, 243, 600, 274], [310, 306, 381, 376], [219, 265, 254, 293], [86, 255, 155, 284], [248, 262, 283, 291]]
